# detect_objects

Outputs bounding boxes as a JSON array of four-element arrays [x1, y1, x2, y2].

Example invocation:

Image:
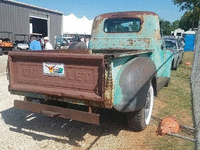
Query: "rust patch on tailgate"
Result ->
[[9, 51, 105, 104]]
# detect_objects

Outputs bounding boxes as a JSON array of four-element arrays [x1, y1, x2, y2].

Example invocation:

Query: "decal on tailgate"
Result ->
[[43, 62, 65, 77]]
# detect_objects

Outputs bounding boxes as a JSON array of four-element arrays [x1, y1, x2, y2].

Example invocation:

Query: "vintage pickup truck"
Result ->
[[8, 11, 173, 131]]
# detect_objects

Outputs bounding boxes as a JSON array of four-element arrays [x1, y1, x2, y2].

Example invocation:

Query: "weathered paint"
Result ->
[[89, 11, 173, 78], [112, 57, 156, 112], [89, 11, 173, 111], [162, 50, 173, 77], [89, 12, 160, 50], [8, 50, 105, 104], [112, 56, 134, 107]]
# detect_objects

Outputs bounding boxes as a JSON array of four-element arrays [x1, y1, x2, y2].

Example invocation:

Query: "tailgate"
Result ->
[[8, 51, 105, 102]]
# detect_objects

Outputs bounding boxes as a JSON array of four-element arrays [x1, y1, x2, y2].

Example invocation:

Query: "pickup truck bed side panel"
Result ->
[[113, 57, 156, 112]]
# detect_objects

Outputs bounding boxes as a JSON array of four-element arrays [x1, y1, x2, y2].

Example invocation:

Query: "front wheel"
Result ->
[[127, 83, 154, 131]]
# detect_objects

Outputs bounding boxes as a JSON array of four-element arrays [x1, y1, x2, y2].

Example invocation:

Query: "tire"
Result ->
[[171, 59, 177, 70], [179, 53, 184, 64], [164, 78, 170, 87], [127, 83, 154, 131]]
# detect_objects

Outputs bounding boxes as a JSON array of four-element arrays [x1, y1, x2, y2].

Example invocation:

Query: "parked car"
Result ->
[[14, 34, 29, 50], [55, 35, 70, 49], [163, 38, 184, 70]]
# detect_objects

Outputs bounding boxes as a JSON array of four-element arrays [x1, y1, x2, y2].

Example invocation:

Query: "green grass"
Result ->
[[152, 52, 195, 150]]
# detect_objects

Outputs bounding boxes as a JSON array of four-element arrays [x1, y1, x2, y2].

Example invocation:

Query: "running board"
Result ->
[[14, 100, 100, 125]]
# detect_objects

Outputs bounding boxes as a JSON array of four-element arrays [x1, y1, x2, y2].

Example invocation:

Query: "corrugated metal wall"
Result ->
[[49, 13, 62, 48], [0, 2, 29, 41], [0, 1, 62, 48]]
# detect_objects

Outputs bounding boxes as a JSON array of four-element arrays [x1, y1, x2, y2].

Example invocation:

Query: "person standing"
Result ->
[[44, 37, 53, 50], [29, 36, 42, 50]]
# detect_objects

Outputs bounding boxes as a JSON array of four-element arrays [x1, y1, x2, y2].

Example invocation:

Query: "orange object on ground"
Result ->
[[159, 116, 180, 135], [184, 62, 192, 65]]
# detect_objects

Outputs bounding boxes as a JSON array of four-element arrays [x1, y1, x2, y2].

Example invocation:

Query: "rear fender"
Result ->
[[114, 57, 156, 112]]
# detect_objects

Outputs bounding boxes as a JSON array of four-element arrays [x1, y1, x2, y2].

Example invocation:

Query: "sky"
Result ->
[[15, 0, 186, 22]]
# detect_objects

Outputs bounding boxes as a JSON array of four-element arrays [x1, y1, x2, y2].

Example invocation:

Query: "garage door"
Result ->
[[30, 12, 48, 37]]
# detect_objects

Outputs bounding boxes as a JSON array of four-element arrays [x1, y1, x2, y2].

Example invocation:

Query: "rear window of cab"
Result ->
[[104, 18, 141, 33]]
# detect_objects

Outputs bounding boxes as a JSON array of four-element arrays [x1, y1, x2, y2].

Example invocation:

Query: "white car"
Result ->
[[16, 43, 29, 50], [163, 38, 184, 70], [14, 34, 30, 50]]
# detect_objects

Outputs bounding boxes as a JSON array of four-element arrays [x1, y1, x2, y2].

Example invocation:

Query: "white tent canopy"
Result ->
[[185, 30, 196, 35], [63, 13, 93, 35]]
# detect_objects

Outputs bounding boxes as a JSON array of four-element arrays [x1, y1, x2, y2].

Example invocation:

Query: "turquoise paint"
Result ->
[[112, 56, 135, 105], [162, 50, 173, 77], [112, 56, 133, 81], [112, 56, 133, 105], [150, 39, 165, 77], [89, 13, 170, 78], [89, 15, 161, 50], [89, 12, 173, 106]]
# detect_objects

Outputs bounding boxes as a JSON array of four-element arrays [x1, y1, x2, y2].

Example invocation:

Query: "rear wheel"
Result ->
[[179, 53, 184, 64], [164, 77, 170, 87], [127, 83, 154, 131]]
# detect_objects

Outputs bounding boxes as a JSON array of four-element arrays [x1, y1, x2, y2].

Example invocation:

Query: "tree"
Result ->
[[172, 0, 200, 30], [179, 8, 199, 31], [160, 20, 173, 36], [172, 20, 180, 30], [172, 0, 200, 11]]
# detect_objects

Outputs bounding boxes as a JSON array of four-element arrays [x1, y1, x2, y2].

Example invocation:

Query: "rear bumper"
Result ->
[[14, 100, 100, 125]]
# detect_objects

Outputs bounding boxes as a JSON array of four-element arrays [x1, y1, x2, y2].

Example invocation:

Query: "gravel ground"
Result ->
[[0, 55, 158, 150]]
